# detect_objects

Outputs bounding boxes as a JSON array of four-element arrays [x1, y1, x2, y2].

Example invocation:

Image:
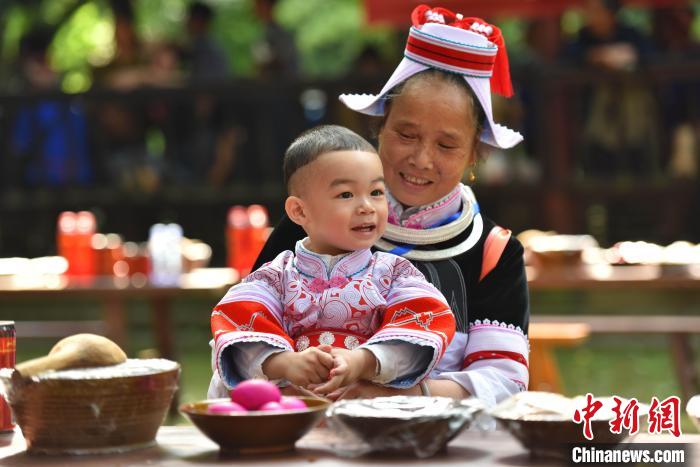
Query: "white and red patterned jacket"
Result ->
[[211, 241, 456, 390]]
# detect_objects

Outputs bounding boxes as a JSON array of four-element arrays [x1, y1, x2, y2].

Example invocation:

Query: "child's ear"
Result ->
[[285, 196, 307, 226]]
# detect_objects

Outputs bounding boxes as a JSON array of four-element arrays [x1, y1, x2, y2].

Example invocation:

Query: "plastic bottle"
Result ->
[[149, 223, 183, 286]]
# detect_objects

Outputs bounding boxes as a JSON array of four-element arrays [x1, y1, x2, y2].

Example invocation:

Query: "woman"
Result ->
[[252, 5, 529, 407]]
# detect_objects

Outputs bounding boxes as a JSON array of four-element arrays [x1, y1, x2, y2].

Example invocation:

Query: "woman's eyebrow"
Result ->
[[438, 130, 460, 140], [392, 118, 417, 127]]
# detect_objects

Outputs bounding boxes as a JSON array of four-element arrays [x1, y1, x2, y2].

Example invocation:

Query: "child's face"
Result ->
[[289, 150, 388, 256]]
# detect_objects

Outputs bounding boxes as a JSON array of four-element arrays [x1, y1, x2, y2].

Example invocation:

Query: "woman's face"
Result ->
[[378, 76, 478, 208]]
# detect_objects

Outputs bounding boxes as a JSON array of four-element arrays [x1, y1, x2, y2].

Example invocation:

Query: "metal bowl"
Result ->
[[326, 396, 484, 458], [180, 397, 328, 455], [0, 359, 180, 455]]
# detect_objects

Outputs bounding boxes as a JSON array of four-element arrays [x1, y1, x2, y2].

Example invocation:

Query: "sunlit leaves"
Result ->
[[51, 1, 113, 92], [277, 0, 393, 78]]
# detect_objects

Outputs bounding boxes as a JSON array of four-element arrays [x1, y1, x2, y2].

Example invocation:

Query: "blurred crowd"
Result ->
[[2, 0, 700, 193], [3, 0, 302, 192]]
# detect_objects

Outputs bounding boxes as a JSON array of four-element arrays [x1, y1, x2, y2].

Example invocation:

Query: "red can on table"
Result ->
[[0, 321, 15, 432]]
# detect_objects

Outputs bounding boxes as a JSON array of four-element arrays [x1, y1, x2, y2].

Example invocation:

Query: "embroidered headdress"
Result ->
[[340, 4, 523, 149]]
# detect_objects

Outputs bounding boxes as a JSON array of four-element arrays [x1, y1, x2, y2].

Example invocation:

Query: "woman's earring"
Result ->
[[468, 167, 477, 183]]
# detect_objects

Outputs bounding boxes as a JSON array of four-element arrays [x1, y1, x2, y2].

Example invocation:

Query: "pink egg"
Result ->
[[230, 379, 281, 410], [258, 401, 284, 412], [280, 396, 307, 410], [207, 401, 247, 414]]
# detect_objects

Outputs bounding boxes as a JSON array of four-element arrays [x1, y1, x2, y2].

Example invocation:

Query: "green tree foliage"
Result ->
[[209, 0, 263, 77], [276, 0, 395, 78], [52, 2, 113, 93], [0, 0, 396, 90]]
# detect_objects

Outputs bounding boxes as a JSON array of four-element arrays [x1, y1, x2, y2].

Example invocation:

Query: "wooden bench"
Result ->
[[530, 315, 700, 400], [528, 322, 590, 392]]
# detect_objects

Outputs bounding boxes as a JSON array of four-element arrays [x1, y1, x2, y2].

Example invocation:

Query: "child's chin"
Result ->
[[340, 234, 381, 252], [342, 240, 373, 252], [357, 239, 379, 250]]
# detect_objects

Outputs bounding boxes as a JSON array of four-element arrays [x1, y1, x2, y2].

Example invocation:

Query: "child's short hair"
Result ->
[[283, 125, 376, 193]]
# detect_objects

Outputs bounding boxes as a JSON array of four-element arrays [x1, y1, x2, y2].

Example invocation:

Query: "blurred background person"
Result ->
[[166, 1, 238, 188], [252, 0, 299, 78], [8, 27, 92, 189], [561, 0, 659, 179], [652, 5, 700, 180], [92, 4, 155, 191], [183, 1, 230, 84]]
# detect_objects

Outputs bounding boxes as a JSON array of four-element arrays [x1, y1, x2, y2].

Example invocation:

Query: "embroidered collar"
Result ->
[[386, 184, 463, 229], [294, 239, 373, 280], [375, 184, 484, 261]]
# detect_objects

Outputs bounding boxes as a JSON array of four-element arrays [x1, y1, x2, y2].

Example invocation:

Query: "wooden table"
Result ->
[[0, 425, 697, 466], [527, 264, 700, 399], [3, 263, 696, 361], [527, 264, 700, 290], [0, 269, 238, 415], [0, 268, 238, 361]]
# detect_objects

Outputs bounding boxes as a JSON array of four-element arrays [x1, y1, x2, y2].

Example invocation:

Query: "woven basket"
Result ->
[[0, 359, 179, 455]]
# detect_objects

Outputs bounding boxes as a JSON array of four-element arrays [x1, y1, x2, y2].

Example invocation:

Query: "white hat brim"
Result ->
[[339, 58, 523, 149]]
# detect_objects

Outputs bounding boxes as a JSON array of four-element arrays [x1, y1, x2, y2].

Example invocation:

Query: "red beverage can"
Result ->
[[0, 321, 15, 432], [74, 211, 97, 278], [227, 206, 250, 276], [57, 211, 77, 275], [247, 205, 269, 270]]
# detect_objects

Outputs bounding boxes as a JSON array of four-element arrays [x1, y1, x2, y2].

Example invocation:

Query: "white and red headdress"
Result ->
[[340, 4, 523, 149]]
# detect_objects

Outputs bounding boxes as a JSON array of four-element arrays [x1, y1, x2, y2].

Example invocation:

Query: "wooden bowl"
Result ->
[[494, 417, 629, 458], [490, 392, 630, 459], [0, 359, 179, 455], [180, 397, 328, 455]]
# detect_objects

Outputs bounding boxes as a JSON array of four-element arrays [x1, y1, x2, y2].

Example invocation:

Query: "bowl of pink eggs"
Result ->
[[180, 379, 329, 454]]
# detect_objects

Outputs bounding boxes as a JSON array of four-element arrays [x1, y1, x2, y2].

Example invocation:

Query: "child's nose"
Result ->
[[357, 197, 375, 213]]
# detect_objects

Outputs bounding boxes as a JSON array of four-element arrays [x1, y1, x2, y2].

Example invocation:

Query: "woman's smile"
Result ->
[[400, 172, 433, 186]]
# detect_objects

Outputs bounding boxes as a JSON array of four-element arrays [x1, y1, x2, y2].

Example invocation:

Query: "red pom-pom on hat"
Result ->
[[410, 5, 514, 98], [411, 5, 456, 26], [457, 17, 514, 98]]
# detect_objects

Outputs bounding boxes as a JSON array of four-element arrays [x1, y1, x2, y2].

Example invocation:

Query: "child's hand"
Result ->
[[262, 346, 334, 386], [311, 348, 377, 395]]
